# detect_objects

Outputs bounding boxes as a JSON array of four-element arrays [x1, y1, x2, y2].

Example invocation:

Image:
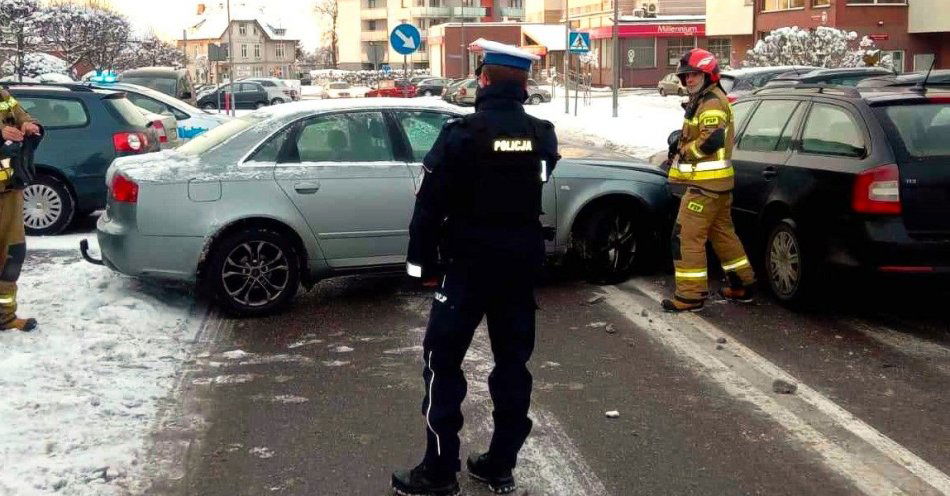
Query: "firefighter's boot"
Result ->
[[467, 452, 517, 494], [1, 317, 36, 332], [391, 463, 460, 496], [662, 298, 704, 313], [720, 285, 755, 303]]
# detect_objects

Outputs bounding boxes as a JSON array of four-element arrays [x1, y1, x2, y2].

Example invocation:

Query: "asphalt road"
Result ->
[[136, 265, 948, 496]]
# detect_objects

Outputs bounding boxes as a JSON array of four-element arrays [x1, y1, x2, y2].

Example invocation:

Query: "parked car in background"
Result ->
[[526, 79, 552, 105], [441, 79, 469, 103], [409, 76, 432, 85], [88, 81, 231, 140], [197, 82, 270, 110], [857, 70, 950, 89], [365, 79, 416, 98], [118, 67, 197, 106], [93, 98, 671, 316], [1, 83, 160, 235], [450, 78, 479, 105], [726, 84, 950, 306], [415, 78, 451, 97], [243, 77, 299, 103], [762, 67, 894, 89], [720, 66, 817, 102], [657, 73, 686, 97], [323, 81, 355, 99]]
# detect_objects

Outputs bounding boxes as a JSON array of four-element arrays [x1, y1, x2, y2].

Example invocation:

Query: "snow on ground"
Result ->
[[527, 92, 685, 160], [0, 241, 200, 495]]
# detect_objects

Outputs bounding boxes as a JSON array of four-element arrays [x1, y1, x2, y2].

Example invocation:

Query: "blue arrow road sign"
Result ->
[[569, 31, 591, 54], [390, 24, 422, 56]]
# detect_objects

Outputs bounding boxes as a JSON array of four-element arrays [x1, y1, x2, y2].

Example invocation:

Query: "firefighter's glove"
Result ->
[[667, 130, 682, 160]]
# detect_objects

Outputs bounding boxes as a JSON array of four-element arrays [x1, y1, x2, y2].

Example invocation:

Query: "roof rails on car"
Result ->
[[0, 81, 94, 92], [753, 83, 861, 98]]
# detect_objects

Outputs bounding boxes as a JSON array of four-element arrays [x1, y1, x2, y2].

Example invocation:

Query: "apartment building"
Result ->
[[705, 0, 754, 69], [338, 0, 527, 70], [752, 0, 948, 72], [178, 3, 298, 83]]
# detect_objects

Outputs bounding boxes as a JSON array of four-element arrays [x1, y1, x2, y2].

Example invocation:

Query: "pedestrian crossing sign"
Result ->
[[569, 32, 591, 54]]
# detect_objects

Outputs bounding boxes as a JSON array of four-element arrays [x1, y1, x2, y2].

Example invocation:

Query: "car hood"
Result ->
[[557, 158, 668, 182]]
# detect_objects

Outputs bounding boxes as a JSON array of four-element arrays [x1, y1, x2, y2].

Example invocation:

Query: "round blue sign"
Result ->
[[390, 23, 422, 56]]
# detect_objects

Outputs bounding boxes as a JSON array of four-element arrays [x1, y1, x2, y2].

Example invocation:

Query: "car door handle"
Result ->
[[762, 167, 778, 180], [293, 181, 320, 194]]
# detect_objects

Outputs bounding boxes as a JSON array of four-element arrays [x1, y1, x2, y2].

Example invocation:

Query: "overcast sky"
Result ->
[[104, 0, 323, 51]]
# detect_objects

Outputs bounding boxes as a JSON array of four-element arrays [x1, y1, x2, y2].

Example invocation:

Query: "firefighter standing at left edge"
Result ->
[[0, 89, 42, 332]]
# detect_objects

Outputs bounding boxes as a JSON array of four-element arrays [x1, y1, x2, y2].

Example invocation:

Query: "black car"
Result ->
[[197, 82, 269, 110], [728, 84, 950, 305], [763, 67, 894, 89], [721, 66, 817, 102], [1, 83, 160, 235], [857, 70, 950, 89], [415, 78, 451, 97]]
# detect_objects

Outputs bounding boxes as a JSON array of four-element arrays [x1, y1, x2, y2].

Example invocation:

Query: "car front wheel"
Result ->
[[201, 102, 217, 110], [659, 88, 667, 97], [205, 228, 301, 317], [23, 174, 75, 236], [529, 95, 543, 105], [271, 98, 285, 105], [255, 101, 267, 109], [575, 207, 643, 284]]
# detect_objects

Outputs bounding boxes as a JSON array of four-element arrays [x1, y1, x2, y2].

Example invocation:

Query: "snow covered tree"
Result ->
[[81, 8, 132, 71], [0, 0, 44, 81], [0, 52, 68, 78], [743, 26, 891, 69], [35, 1, 100, 69], [114, 34, 187, 70]]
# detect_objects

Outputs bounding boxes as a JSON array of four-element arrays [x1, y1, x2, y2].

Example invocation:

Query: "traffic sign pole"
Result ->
[[612, 0, 619, 118]]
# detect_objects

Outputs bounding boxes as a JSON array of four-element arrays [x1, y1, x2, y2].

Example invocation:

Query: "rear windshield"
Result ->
[[121, 76, 177, 96], [105, 96, 150, 127], [177, 115, 264, 156], [881, 103, 950, 158]]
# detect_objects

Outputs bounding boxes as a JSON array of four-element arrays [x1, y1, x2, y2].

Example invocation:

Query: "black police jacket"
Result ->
[[407, 81, 560, 278]]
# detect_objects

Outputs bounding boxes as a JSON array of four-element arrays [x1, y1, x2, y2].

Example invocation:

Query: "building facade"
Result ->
[[705, 0, 754, 69], [751, 0, 948, 72], [177, 4, 298, 84], [337, 0, 527, 71]]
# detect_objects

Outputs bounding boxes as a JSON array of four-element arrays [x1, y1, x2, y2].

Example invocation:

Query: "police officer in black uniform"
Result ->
[[392, 39, 559, 496]]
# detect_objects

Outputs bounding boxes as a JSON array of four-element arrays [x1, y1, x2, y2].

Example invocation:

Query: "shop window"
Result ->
[[708, 38, 731, 68], [667, 38, 695, 66]]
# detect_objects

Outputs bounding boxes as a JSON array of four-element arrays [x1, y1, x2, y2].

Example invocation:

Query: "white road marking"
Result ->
[[611, 281, 950, 496]]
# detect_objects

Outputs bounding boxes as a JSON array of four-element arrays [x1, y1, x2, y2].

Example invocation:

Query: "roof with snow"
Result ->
[[522, 25, 567, 52], [182, 3, 296, 42]]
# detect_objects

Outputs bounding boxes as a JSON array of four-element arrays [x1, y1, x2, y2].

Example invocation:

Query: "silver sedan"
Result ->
[[88, 99, 671, 316]]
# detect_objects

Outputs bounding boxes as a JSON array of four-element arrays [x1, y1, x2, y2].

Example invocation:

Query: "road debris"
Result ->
[[772, 379, 798, 395], [605, 324, 617, 334], [605, 411, 620, 419], [716, 337, 727, 344]]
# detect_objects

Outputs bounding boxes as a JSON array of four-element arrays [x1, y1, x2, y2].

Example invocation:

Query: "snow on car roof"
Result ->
[[722, 66, 816, 77]]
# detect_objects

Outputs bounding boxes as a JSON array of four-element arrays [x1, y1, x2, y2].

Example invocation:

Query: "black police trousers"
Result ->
[[420, 259, 537, 473]]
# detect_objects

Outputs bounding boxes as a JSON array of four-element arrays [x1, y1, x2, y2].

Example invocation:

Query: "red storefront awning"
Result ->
[[588, 23, 705, 40]]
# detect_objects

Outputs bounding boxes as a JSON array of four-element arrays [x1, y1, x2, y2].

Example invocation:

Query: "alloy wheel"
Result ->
[[221, 241, 291, 308], [769, 229, 801, 298], [23, 184, 63, 230]]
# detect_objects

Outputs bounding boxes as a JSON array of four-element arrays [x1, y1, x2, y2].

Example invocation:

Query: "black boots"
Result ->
[[391, 463, 460, 496], [467, 453, 517, 494]]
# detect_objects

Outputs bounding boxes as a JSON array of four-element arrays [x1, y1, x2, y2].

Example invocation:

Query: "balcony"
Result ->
[[452, 6, 488, 17], [360, 8, 388, 19], [361, 31, 389, 42], [411, 6, 451, 17], [498, 7, 524, 18]]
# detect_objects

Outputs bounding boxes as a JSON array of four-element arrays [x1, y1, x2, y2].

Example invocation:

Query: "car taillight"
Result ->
[[151, 120, 168, 144], [853, 163, 901, 215], [112, 174, 139, 203], [113, 132, 149, 153]]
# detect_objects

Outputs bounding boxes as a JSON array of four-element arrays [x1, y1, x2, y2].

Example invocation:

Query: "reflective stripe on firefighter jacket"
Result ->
[[669, 85, 736, 192]]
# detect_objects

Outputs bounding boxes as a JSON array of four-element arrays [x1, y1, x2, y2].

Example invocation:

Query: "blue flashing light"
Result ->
[[90, 70, 118, 84]]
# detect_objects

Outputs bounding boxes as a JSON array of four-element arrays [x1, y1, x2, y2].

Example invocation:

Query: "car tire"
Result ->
[[659, 88, 667, 97], [202, 102, 217, 110], [270, 98, 285, 105], [23, 174, 75, 236], [529, 95, 543, 105], [205, 228, 301, 317], [575, 207, 643, 285], [255, 101, 268, 109], [764, 219, 816, 307]]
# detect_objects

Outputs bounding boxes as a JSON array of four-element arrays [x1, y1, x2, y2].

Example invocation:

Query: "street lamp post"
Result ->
[[612, 0, 619, 117], [227, 0, 235, 116], [564, 0, 569, 114]]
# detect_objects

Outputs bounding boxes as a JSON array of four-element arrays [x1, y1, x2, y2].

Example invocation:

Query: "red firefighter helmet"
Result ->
[[676, 48, 720, 84]]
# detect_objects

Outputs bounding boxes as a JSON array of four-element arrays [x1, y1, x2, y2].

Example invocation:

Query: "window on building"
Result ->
[[254, 66, 264, 77], [241, 44, 248, 58], [885, 50, 904, 74], [812, 0, 830, 6], [624, 38, 656, 69], [277, 43, 286, 58], [667, 38, 695, 66], [368, 0, 378, 7], [254, 44, 261, 58], [762, 0, 804, 10], [707, 38, 732, 68], [239, 23, 247, 35], [368, 20, 377, 30], [845, 0, 905, 4], [415, 0, 425, 6]]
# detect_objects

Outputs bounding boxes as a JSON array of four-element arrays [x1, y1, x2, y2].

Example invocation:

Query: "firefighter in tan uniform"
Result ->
[[0, 88, 42, 331], [661, 49, 756, 313]]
